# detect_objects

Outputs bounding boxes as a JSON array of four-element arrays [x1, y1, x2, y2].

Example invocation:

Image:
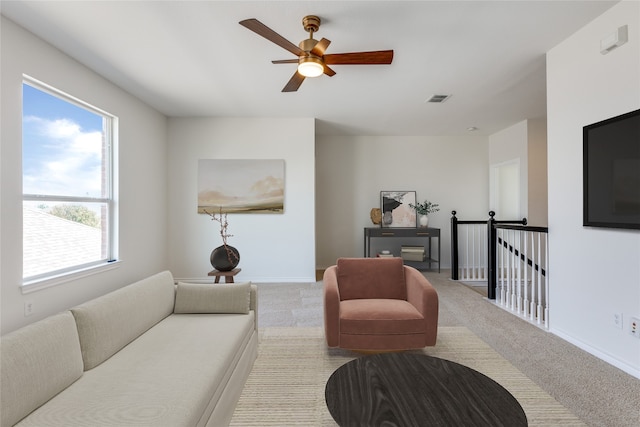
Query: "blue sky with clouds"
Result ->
[[22, 83, 104, 198]]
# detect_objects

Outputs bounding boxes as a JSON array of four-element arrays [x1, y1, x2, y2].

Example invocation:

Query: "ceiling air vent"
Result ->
[[426, 94, 451, 103]]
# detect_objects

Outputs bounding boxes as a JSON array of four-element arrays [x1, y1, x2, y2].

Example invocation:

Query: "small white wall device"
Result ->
[[600, 25, 628, 55]]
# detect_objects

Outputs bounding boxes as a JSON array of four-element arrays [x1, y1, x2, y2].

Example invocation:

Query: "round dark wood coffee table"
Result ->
[[325, 353, 527, 427]]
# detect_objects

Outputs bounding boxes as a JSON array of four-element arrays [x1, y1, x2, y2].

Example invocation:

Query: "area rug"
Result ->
[[229, 327, 586, 426]]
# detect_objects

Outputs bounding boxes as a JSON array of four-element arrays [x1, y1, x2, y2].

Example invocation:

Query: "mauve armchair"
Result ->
[[323, 257, 439, 351]]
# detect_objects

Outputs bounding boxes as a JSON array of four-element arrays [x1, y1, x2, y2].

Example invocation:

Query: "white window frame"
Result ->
[[22, 76, 119, 292]]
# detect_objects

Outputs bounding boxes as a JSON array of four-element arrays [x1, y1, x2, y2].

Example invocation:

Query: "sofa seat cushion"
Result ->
[[340, 299, 425, 335], [14, 312, 256, 427]]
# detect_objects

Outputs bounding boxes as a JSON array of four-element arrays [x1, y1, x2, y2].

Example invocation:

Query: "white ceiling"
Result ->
[[1, 1, 618, 136]]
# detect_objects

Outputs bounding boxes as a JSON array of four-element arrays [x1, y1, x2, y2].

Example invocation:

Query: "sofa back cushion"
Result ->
[[70, 270, 175, 371], [1, 311, 84, 427], [174, 282, 252, 314], [336, 257, 407, 301]]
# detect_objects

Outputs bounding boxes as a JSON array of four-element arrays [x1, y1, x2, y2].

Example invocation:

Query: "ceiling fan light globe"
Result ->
[[298, 58, 324, 77]]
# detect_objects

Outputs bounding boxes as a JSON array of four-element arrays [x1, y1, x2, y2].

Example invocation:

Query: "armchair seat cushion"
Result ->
[[340, 299, 425, 335]]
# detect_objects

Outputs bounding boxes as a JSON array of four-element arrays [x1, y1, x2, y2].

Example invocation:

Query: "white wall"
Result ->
[[167, 117, 316, 283], [547, 1, 640, 376], [315, 135, 489, 269], [0, 17, 169, 334], [527, 118, 548, 226], [489, 118, 548, 226], [489, 121, 528, 220]]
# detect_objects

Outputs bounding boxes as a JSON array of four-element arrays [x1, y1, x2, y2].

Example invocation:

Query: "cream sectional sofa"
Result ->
[[1, 271, 258, 427]]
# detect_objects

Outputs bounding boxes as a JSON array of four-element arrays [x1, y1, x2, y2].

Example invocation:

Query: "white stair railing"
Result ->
[[457, 222, 487, 281], [496, 227, 549, 328], [450, 211, 549, 330]]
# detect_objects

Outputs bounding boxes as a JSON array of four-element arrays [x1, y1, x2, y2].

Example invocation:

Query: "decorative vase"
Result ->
[[382, 211, 393, 225], [418, 214, 429, 228], [370, 208, 382, 225], [210, 245, 240, 271]]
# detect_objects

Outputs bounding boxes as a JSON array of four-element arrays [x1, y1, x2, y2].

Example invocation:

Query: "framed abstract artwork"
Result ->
[[198, 159, 285, 214], [380, 191, 417, 228]]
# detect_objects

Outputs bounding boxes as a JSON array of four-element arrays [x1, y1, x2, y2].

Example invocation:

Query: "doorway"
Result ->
[[490, 159, 521, 219]]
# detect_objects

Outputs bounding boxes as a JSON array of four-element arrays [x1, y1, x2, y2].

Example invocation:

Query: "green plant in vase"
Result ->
[[409, 200, 440, 227]]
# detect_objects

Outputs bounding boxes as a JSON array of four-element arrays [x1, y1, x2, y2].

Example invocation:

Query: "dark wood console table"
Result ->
[[364, 227, 440, 272]]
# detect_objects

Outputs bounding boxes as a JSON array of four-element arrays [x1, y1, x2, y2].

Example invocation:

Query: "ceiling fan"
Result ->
[[239, 15, 394, 92]]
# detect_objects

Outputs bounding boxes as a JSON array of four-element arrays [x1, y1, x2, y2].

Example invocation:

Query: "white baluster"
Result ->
[[523, 231, 529, 318], [529, 232, 536, 322], [515, 230, 519, 309], [516, 230, 522, 313], [505, 228, 510, 307], [481, 226, 487, 279], [498, 229, 505, 305], [503, 229, 508, 306], [460, 226, 465, 280], [464, 226, 470, 280], [536, 232, 542, 325], [473, 225, 477, 280], [472, 224, 477, 279], [505, 230, 513, 308], [500, 229, 505, 306], [476, 224, 481, 280], [544, 233, 549, 329], [511, 229, 517, 310]]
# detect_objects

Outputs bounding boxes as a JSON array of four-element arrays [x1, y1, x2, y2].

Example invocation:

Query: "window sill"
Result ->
[[22, 260, 123, 294]]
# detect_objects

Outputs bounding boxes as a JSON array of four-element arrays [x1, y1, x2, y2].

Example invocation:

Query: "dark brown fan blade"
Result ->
[[324, 64, 336, 77], [282, 72, 305, 92], [239, 19, 304, 57], [324, 50, 394, 65], [311, 38, 331, 56]]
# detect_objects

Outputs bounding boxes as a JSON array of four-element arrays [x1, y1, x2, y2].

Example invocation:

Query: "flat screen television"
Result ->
[[583, 108, 640, 230]]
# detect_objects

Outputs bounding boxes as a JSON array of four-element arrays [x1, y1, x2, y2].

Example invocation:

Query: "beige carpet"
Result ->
[[230, 327, 586, 426]]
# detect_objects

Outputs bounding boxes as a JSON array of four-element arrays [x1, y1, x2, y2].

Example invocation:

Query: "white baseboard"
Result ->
[[551, 327, 640, 379]]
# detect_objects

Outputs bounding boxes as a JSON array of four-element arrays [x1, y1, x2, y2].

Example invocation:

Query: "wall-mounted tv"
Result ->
[[583, 108, 640, 230]]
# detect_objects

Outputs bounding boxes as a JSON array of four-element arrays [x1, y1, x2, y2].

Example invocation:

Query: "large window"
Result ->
[[22, 78, 117, 287]]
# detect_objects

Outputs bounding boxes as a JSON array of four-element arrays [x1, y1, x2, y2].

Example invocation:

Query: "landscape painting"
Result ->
[[198, 159, 284, 214]]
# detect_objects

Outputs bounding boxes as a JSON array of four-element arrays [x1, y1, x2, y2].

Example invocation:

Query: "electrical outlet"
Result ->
[[24, 301, 34, 317], [630, 317, 640, 339], [613, 313, 623, 329]]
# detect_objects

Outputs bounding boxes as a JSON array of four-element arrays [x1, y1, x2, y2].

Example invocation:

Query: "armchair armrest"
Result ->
[[323, 266, 341, 347], [404, 266, 439, 346]]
